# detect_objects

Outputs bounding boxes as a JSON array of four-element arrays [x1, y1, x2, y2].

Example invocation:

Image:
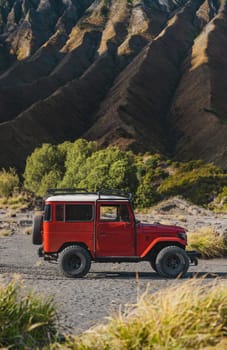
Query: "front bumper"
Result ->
[[187, 250, 201, 266]]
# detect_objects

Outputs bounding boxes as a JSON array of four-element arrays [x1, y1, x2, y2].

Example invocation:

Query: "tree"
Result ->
[[76, 148, 138, 193], [23, 143, 69, 196], [60, 139, 98, 188]]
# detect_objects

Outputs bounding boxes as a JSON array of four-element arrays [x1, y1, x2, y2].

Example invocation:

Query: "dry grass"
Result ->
[[51, 279, 227, 350], [0, 228, 13, 237], [0, 193, 30, 210], [23, 227, 32, 235], [187, 227, 227, 258]]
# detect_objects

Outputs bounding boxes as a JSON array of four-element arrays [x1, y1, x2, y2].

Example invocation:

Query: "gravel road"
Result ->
[[1, 225, 227, 335], [0, 232, 227, 334]]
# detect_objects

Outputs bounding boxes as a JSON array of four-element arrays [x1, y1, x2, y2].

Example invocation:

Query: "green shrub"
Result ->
[[0, 282, 57, 349], [134, 154, 168, 208], [23, 142, 70, 196], [211, 186, 227, 212], [0, 168, 19, 197], [60, 139, 98, 188], [158, 161, 226, 204], [51, 280, 227, 350], [24, 139, 138, 196], [22, 138, 227, 208], [74, 148, 138, 193]]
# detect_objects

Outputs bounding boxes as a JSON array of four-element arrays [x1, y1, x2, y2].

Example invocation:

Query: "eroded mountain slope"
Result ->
[[0, 0, 226, 170]]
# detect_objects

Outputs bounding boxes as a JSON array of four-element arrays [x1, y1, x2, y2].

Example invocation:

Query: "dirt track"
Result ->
[[1, 226, 227, 335]]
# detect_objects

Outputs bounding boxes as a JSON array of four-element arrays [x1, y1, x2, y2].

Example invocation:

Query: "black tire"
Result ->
[[32, 214, 43, 245], [59, 246, 91, 278], [155, 246, 189, 278]]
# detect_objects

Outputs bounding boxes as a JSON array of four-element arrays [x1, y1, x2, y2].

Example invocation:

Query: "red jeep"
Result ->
[[32, 189, 200, 278]]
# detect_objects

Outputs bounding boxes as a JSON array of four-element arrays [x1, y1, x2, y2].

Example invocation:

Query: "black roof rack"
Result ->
[[97, 189, 133, 201], [46, 188, 133, 201], [47, 188, 90, 195]]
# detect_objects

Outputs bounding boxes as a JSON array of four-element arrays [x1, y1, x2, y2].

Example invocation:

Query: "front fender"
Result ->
[[140, 237, 186, 258]]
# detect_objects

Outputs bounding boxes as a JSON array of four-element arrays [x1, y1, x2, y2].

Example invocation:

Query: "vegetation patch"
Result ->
[[0, 282, 58, 349], [22, 139, 227, 209], [0, 192, 31, 210], [1, 139, 227, 210], [0, 168, 19, 198], [158, 160, 226, 205], [51, 280, 227, 350], [188, 227, 227, 258], [0, 228, 12, 237], [1, 280, 227, 349], [211, 186, 227, 213]]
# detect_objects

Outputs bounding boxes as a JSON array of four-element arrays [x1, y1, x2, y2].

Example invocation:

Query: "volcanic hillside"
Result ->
[[0, 0, 226, 171]]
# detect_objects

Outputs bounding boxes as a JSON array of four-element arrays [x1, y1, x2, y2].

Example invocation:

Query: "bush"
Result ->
[[22, 138, 227, 208], [0, 282, 57, 349], [187, 227, 227, 258], [51, 280, 227, 350], [23, 143, 70, 196], [24, 139, 138, 196], [74, 148, 138, 193], [60, 139, 98, 188], [211, 186, 227, 212], [135, 154, 167, 208], [0, 168, 19, 197], [158, 161, 226, 205]]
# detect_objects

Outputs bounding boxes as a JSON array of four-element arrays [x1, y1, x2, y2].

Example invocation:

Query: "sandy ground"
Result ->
[[0, 205, 227, 334]]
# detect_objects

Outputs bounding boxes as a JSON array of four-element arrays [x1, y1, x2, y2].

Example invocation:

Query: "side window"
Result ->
[[65, 204, 93, 221], [100, 205, 130, 222], [100, 205, 118, 221], [56, 205, 64, 221], [44, 204, 52, 222]]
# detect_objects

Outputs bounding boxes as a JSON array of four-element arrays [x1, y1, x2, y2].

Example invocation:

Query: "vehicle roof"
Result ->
[[45, 194, 129, 202]]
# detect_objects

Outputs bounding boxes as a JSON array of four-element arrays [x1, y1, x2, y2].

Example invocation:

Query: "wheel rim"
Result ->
[[66, 254, 83, 272], [163, 253, 183, 275]]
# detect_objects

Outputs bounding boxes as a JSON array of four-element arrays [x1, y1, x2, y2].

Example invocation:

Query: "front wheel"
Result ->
[[155, 246, 189, 278], [59, 246, 91, 278]]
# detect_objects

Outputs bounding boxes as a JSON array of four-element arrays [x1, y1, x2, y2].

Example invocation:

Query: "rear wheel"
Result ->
[[32, 214, 43, 245], [155, 246, 189, 278], [59, 246, 91, 278]]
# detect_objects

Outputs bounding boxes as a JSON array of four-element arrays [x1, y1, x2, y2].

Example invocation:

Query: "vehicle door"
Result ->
[[95, 202, 135, 256]]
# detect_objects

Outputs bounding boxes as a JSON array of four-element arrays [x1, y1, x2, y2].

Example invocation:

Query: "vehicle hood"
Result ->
[[137, 222, 186, 234]]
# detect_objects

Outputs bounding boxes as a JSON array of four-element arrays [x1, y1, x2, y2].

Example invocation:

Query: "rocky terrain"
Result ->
[[0, 200, 227, 334], [0, 0, 227, 171]]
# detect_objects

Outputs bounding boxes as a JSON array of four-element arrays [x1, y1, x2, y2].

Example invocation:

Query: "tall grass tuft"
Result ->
[[55, 280, 227, 350], [187, 227, 227, 258], [0, 282, 58, 349]]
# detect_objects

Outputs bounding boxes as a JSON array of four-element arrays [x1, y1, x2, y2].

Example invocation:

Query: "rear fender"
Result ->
[[140, 237, 186, 258], [58, 242, 94, 258]]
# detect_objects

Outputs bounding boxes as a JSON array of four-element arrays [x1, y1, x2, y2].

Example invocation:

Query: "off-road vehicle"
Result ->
[[32, 189, 200, 278]]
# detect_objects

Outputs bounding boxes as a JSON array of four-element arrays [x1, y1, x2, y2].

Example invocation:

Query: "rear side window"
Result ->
[[66, 204, 93, 221], [55, 204, 93, 222], [56, 204, 64, 221], [44, 204, 52, 222]]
